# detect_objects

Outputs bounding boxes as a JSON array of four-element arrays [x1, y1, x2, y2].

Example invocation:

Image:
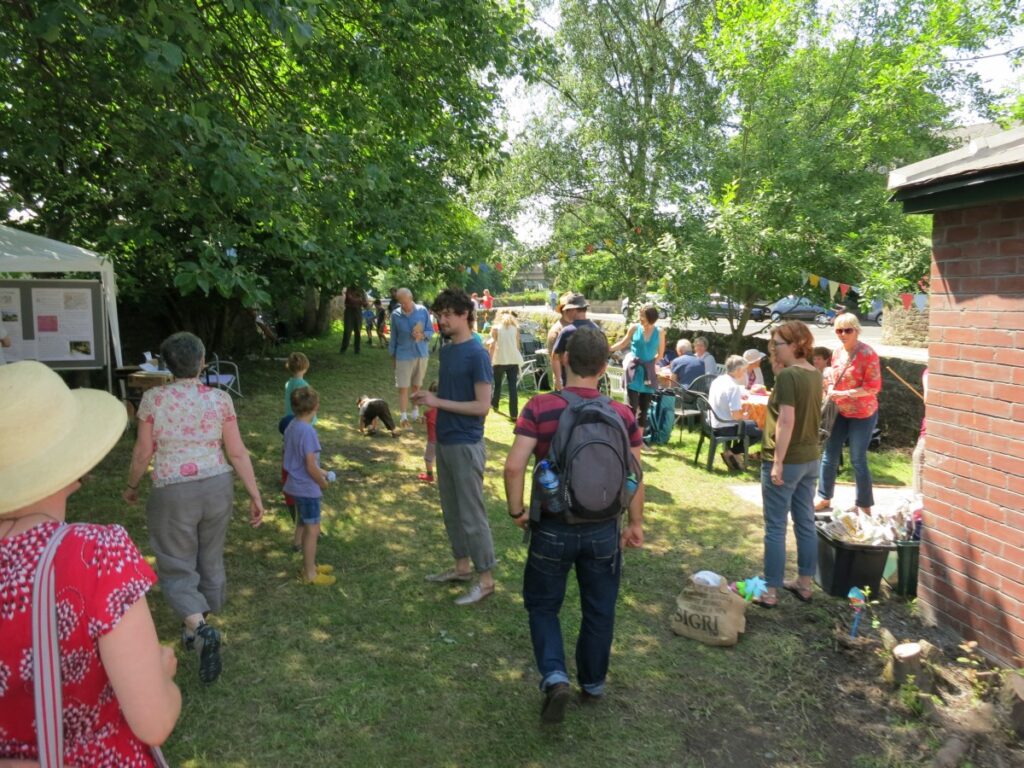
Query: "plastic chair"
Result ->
[[693, 393, 749, 471], [688, 373, 715, 397], [203, 353, 242, 398], [672, 386, 702, 439], [517, 357, 539, 394]]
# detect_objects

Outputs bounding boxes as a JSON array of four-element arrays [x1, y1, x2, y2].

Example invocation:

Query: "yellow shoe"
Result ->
[[303, 573, 337, 586], [316, 564, 334, 574]]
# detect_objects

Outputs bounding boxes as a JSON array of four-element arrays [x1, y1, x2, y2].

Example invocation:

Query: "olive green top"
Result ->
[[763, 366, 823, 464]]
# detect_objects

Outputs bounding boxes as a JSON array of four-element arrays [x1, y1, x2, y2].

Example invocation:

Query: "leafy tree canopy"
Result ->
[[1, 0, 540, 343], [493, 0, 1019, 342]]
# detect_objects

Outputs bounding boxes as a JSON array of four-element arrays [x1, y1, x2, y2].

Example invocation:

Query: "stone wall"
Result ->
[[881, 304, 930, 347]]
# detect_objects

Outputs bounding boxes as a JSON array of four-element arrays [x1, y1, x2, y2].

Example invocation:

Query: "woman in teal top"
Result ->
[[610, 304, 664, 429]]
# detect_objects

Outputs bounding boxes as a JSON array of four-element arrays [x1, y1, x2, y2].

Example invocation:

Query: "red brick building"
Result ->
[[888, 126, 1024, 665]]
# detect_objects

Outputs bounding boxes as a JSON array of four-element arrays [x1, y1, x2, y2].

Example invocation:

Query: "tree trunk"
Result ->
[[315, 289, 334, 336], [302, 285, 319, 336]]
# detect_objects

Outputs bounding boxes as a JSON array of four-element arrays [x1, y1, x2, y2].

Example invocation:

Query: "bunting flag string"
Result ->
[[828, 280, 839, 301], [839, 283, 850, 299], [900, 293, 913, 310], [809, 274, 820, 288]]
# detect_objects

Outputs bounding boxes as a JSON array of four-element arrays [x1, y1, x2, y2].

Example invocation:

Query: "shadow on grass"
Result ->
[[67, 338, 928, 767]]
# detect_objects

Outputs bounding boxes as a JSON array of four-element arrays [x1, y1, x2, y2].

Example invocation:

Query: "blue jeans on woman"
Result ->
[[761, 460, 819, 588], [522, 519, 621, 696], [817, 411, 878, 508]]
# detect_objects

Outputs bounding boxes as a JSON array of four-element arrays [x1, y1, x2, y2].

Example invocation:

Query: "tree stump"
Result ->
[[893, 642, 923, 686]]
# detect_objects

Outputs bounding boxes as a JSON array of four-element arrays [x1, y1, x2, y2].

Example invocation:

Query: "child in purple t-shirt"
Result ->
[[282, 385, 335, 586]]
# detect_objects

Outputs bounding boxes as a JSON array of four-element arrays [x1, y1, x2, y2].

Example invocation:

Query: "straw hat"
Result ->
[[743, 348, 767, 365], [555, 291, 576, 313], [0, 361, 127, 515]]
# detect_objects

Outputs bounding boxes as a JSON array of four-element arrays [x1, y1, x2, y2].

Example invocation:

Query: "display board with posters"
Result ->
[[0, 279, 107, 369]]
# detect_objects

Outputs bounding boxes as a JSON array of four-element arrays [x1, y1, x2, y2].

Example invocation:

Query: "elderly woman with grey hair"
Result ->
[[124, 331, 264, 684]]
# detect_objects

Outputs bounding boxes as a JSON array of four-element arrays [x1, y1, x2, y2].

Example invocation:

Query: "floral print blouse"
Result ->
[[830, 343, 882, 419], [0, 522, 159, 766], [137, 378, 236, 487]]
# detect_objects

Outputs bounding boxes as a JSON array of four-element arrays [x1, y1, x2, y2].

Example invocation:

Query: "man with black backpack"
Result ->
[[504, 326, 644, 725]]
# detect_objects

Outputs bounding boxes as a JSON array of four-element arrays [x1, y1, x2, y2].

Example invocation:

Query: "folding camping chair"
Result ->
[[203, 353, 242, 398]]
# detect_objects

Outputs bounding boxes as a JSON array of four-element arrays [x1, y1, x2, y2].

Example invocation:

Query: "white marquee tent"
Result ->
[[0, 225, 124, 368]]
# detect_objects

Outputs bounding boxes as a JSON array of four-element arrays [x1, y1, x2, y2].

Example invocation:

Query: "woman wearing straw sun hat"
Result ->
[[123, 331, 264, 685], [0, 361, 181, 766]]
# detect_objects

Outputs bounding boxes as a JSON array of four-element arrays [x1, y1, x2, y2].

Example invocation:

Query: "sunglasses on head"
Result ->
[[835, 328, 856, 335]]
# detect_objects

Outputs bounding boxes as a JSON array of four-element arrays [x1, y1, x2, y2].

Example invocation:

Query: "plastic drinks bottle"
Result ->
[[536, 460, 566, 515]]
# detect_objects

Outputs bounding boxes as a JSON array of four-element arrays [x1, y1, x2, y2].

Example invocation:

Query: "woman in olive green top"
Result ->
[[757, 321, 823, 608]]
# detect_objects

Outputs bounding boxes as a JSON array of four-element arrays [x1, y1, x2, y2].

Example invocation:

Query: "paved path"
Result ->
[[728, 480, 915, 512]]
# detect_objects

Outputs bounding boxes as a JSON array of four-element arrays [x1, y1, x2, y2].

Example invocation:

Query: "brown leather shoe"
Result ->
[[814, 497, 832, 512]]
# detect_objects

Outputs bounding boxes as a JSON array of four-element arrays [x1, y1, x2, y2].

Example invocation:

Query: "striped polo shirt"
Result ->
[[514, 387, 643, 461]]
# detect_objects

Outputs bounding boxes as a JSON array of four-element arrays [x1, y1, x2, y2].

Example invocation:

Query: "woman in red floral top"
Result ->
[[0, 361, 180, 766], [814, 314, 882, 514]]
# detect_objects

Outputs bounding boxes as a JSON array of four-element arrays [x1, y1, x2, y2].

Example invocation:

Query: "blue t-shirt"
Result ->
[[282, 419, 322, 498], [437, 338, 493, 445], [388, 304, 433, 360], [670, 354, 705, 388], [552, 318, 599, 355]]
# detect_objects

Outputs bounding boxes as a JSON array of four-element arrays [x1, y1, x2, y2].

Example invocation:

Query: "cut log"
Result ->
[[893, 642, 923, 686]]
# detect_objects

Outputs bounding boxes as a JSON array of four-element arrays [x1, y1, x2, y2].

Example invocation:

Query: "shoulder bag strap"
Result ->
[[31, 523, 172, 768], [31, 523, 75, 768]]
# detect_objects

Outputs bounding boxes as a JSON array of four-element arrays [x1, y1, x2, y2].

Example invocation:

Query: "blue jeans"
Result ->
[[818, 411, 878, 508], [761, 460, 819, 588], [522, 519, 621, 695]]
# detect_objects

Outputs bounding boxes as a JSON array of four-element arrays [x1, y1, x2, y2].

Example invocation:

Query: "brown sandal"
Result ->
[[783, 583, 813, 603]]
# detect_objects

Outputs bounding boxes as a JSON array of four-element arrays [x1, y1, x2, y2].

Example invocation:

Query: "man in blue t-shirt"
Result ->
[[550, 293, 599, 390], [666, 339, 705, 388], [389, 287, 434, 426], [413, 288, 496, 606]]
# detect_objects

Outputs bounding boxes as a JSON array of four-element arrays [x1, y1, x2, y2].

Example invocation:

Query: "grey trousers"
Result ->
[[146, 471, 235, 619], [436, 441, 496, 573]]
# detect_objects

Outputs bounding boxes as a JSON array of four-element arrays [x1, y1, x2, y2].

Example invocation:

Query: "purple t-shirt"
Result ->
[[282, 418, 322, 498]]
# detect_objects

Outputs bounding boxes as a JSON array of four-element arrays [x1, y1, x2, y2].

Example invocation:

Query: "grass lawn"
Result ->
[[73, 331, 942, 768]]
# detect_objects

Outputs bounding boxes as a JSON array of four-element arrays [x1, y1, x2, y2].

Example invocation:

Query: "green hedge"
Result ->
[[494, 290, 549, 307]]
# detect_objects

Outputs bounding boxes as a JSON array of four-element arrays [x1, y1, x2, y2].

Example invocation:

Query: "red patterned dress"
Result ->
[[0, 522, 158, 766]]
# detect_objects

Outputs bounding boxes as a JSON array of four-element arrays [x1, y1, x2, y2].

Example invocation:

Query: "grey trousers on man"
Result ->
[[436, 441, 496, 572], [146, 471, 235, 619]]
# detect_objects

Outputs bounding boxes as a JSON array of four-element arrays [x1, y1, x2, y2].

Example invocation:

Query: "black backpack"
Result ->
[[531, 390, 643, 524]]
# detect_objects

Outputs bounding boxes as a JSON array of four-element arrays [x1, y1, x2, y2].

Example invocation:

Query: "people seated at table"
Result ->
[[694, 336, 717, 376], [742, 348, 767, 391], [708, 355, 764, 470], [661, 339, 704, 388]]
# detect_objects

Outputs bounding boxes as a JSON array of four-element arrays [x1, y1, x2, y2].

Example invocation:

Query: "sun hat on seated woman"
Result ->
[[0, 360, 126, 515]]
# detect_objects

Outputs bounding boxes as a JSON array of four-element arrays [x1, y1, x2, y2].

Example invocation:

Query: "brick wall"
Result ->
[[919, 199, 1024, 666]]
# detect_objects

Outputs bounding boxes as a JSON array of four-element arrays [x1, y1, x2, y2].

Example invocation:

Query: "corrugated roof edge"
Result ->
[[888, 125, 1024, 192]]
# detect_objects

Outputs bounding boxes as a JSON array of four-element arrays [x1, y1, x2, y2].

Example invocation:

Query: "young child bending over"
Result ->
[[357, 395, 401, 437], [418, 381, 439, 482], [282, 385, 336, 586]]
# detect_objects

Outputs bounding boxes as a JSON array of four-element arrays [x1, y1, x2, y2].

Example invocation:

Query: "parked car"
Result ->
[[865, 299, 884, 324], [645, 293, 675, 319], [766, 296, 836, 326], [687, 293, 745, 321]]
